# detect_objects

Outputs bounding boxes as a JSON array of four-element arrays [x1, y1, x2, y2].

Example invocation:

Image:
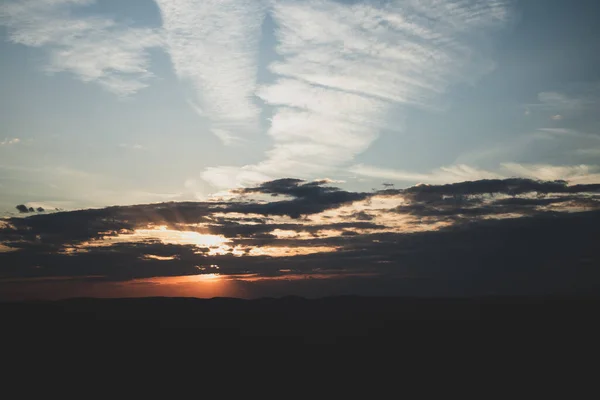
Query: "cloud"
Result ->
[[537, 91, 592, 113], [212, 130, 245, 147], [14, 204, 45, 214], [456, 127, 600, 168], [400, 178, 586, 198], [2, 0, 518, 194], [1, 177, 599, 297], [0, 0, 162, 96], [3, 176, 597, 251], [15, 205, 30, 214], [155, 0, 266, 144], [500, 163, 600, 185], [350, 164, 503, 184], [525, 85, 600, 119], [202, 166, 271, 191], [202, 0, 513, 188], [235, 178, 344, 198], [229, 178, 370, 218], [0, 138, 20, 146], [350, 161, 600, 186]]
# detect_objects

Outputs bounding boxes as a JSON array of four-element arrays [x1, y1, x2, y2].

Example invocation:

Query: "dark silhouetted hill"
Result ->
[[2, 296, 600, 341]]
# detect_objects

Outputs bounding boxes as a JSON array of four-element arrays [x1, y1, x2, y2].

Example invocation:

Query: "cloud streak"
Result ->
[[0, 0, 162, 96], [350, 164, 503, 184], [501, 163, 600, 185], [203, 0, 512, 189], [156, 0, 266, 144], [525, 84, 600, 120], [351, 162, 600, 185]]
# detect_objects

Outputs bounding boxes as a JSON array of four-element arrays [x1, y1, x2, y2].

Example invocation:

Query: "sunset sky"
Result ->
[[1, 0, 599, 300]]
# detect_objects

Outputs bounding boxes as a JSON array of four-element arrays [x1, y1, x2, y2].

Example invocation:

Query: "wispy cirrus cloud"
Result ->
[[2, 0, 516, 194], [350, 162, 600, 185], [201, 166, 270, 191], [537, 91, 592, 112], [349, 163, 503, 184], [456, 127, 600, 167], [155, 0, 266, 145], [501, 163, 600, 185], [525, 84, 600, 120], [537, 128, 600, 150], [203, 0, 513, 189], [0, 0, 162, 96]]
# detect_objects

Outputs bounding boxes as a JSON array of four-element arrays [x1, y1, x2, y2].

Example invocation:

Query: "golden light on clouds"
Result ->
[[70, 225, 234, 255], [231, 271, 378, 282], [271, 229, 304, 239], [32, 184, 595, 269], [65, 194, 451, 257], [245, 246, 339, 257], [209, 212, 267, 224], [141, 254, 178, 261], [305, 194, 451, 234], [0, 243, 18, 253], [63, 225, 339, 258], [134, 226, 229, 248]]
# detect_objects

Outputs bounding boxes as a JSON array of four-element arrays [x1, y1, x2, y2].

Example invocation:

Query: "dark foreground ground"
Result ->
[[2, 297, 596, 387], [2, 296, 599, 335]]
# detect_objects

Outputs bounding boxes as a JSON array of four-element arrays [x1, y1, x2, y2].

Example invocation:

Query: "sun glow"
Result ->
[[123, 273, 225, 286], [133, 225, 229, 248], [64, 225, 339, 257], [69, 225, 234, 255]]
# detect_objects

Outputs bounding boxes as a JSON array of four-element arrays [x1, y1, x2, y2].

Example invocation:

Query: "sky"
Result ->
[[1, 0, 599, 213], [1, 0, 599, 300]]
